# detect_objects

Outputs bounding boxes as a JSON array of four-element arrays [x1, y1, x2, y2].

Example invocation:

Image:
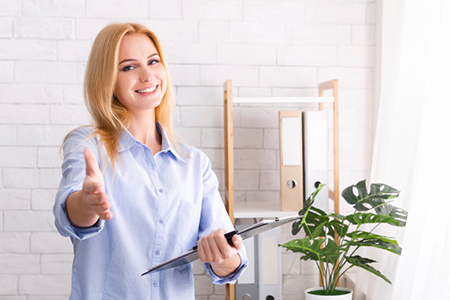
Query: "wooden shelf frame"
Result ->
[[222, 79, 339, 300], [319, 79, 340, 215]]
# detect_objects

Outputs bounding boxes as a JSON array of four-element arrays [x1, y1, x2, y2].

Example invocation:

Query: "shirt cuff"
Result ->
[[70, 217, 105, 240], [204, 251, 249, 285]]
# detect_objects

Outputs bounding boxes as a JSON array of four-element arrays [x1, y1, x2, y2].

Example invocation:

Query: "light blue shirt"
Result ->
[[54, 123, 247, 300]]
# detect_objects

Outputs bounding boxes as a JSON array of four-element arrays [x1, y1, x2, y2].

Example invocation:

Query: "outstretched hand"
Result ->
[[81, 148, 113, 221]]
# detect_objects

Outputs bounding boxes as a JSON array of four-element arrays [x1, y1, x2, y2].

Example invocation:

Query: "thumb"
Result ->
[[84, 148, 100, 177]]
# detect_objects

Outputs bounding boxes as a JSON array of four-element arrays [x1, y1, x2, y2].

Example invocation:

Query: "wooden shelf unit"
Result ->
[[223, 79, 339, 300]]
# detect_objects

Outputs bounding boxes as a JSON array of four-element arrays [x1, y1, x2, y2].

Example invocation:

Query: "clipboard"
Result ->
[[141, 214, 303, 276]]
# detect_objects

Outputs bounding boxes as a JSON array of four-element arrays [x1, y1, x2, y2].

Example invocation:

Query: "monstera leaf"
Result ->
[[281, 238, 340, 264], [342, 180, 407, 226], [304, 207, 334, 238], [300, 182, 325, 215], [345, 213, 402, 226], [292, 183, 325, 235], [375, 203, 408, 227], [281, 238, 324, 261], [346, 231, 398, 244], [342, 180, 399, 211], [342, 180, 368, 205], [345, 255, 391, 284], [348, 239, 401, 255], [329, 219, 348, 238]]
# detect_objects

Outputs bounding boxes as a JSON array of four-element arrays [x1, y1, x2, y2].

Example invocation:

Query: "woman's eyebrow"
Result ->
[[118, 53, 159, 65]]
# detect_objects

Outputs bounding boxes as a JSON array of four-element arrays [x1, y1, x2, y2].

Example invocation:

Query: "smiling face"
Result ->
[[114, 33, 167, 118]]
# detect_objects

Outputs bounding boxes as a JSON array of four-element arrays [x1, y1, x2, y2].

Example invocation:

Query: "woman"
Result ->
[[54, 23, 247, 300]]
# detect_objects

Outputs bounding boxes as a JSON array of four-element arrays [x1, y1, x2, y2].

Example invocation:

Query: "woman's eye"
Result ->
[[148, 59, 160, 65], [121, 65, 135, 71]]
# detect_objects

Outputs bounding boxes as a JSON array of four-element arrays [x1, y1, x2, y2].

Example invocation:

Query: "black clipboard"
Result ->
[[141, 214, 303, 276]]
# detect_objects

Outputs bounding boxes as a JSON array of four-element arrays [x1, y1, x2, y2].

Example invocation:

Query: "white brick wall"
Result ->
[[0, 0, 375, 298], [14, 18, 75, 39], [86, 0, 148, 18], [0, 18, 13, 38], [22, 1, 84, 18], [1, 84, 62, 104], [0, 39, 56, 60], [0, 61, 13, 82], [141, 20, 198, 42], [15, 62, 78, 84]]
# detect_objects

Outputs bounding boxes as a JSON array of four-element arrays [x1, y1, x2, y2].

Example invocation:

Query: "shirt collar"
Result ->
[[118, 121, 185, 162]]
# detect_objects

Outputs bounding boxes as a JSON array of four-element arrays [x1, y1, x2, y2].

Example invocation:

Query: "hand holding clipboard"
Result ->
[[141, 214, 303, 276]]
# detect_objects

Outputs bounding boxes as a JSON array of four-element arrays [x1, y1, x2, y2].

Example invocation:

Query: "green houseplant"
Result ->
[[280, 180, 408, 298]]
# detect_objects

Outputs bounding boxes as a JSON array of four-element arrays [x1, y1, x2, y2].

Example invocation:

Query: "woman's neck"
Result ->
[[127, 111, 162, 155]]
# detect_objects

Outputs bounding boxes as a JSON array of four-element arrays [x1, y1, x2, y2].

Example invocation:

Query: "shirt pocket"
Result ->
[[176, 200, 201, 251]]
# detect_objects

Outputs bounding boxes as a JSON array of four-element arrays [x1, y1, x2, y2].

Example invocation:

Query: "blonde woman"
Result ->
[[54, 23, 247, 299]]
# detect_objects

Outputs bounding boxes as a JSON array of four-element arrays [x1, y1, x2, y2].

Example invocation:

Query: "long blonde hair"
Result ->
[[82, 22, 177, 169]]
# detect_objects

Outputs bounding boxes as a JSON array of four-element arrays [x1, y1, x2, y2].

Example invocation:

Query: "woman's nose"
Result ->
[[139, 67, 154, 83]]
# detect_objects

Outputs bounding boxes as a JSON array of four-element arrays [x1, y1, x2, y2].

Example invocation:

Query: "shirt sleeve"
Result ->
[[53, 127, 105, 241], [198, 152, 248, 285]]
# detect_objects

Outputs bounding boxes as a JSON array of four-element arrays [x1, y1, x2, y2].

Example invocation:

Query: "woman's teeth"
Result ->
[[136, 86, 157, 93]]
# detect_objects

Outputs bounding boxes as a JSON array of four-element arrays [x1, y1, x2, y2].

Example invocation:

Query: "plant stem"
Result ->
[[369, 223, 381, 234], [316, 260, 324, 288], [305, 223, 314, 238]]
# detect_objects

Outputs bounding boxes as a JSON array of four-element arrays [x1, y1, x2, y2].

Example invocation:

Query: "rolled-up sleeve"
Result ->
[[198, 152, 248, 284], [53, 127, 105, 241], [204, 250, 248, 284]]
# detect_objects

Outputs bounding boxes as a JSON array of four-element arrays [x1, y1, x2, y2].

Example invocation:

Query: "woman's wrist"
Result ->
[[66, 191, 99, 228], [210, 253, 241, 277]]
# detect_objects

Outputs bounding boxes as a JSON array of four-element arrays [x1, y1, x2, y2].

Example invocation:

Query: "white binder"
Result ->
[[303, 111, 328, 211]]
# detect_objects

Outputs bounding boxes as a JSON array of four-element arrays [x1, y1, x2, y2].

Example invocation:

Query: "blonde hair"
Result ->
[[82, 22, 177, 169]]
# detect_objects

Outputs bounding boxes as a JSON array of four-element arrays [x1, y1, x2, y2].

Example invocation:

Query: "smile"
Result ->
[[136, 85, 158, 93]]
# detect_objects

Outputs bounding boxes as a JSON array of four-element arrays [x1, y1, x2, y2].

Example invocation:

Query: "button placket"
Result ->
[[150, 154, 167, 294]]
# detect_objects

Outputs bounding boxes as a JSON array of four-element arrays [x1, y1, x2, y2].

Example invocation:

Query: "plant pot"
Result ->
[[305, 287, 353, 300]]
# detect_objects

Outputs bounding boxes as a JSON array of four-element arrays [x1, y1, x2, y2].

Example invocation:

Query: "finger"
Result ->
[[212, 229, 230, 256], [91, 196, 113, 221], [88, 193, 110, 210], [232, 234, 243, 251], [198, 237, 211, 262], [99, 210, 113, 220], [209, 231, 225, 260], [84, 148, 99, 177], [94, 205, 113, 220], [197, 238, 206, 262], [84, 188, 108, 204]]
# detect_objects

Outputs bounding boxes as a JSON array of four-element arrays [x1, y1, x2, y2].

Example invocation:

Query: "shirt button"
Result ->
[[153, 281, 158, 287], [159, 188, 164, 193], [155, 250, 160, 255], [159, 219, 164, 224]]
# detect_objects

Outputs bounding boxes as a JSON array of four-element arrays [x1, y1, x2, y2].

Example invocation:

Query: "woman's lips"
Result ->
[[135, 85, 158, 94]]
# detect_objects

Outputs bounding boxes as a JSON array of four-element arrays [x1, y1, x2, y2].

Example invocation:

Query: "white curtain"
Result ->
[[355, 0, 450, 299]]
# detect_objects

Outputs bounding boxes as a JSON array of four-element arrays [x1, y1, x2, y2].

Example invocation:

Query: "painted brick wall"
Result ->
[[0, 0, 375, 299]]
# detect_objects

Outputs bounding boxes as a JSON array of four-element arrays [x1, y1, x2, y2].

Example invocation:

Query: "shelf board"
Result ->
[[233, 96, 334, 104], [234, 201, 299, 219]]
